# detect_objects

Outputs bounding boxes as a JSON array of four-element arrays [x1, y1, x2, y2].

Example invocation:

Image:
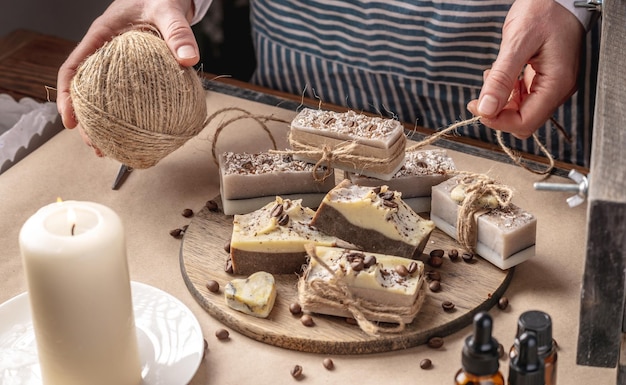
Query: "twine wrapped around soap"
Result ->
[[298, 244, 426, 336], [70, 29, 208, 169]]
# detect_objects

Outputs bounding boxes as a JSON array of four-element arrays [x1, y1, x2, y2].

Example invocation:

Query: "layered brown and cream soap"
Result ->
[[299, 245, 426, 324], [347, 149, 456, 212], [311, 179, 435, 258], [430, 176, 537, 269], [289, 108, 406, 180], [219, 152, 335, 215], [229, 197, 347, 275]]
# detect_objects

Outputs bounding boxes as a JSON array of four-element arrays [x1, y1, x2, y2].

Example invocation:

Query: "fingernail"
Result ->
[[478, 95, 499, 116], [176, 45, 196, 60]]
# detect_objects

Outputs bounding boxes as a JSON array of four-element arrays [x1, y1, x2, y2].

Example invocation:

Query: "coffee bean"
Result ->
[[407, 261, 418, 274], [215, 328, 229, 340], [379, 191, 394, 200], [462, 252, 475, 263], [426, 271, 441, 281], [429, 249, 445, 259], [372, 186, 382, 194], [428, 256, 443, 268], [497, 296, 509, 310], [351, 259, 365, 271], [270, 203, 283, 218], [277, 214, 290, 226], [290, 364, 303, 379], [448, 249, 459, 261], [442, 301, 455, 312], [395, 264, 409, 277], [223, 241, 231, 253], [169, 228, 183, 239], [498, 343, 505, 359], [206, 280, 219, 293], [224, 257, 234, 274], [429, 280, 441, 292], [345, 317, 358, 325], [427, 336, 444, 349], [363, 255, 377, 268], [420, 358, 433, 369], [300, 314, 315, 327], [382, 200, 398, 209], [322, 358, 334, 370], [182, 208, 194, 218], [205, 200, 219, 212], [345, 251, 365, 262], [289, 303, 302, 315]]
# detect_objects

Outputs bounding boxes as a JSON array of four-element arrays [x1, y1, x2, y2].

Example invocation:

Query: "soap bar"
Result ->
[[300, 245, 426, 323], [311, 179, 435, 258], [219, 151, 335, 215], [430, 177, 537, 269], [225, 271, 277, 318], [347, 149, 456, 212], [230, 196, 346, 275], [289, 108, 406, 180]]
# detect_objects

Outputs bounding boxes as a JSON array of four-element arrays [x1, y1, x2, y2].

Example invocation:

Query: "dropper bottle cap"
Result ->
[[514, 311, 553, 356], [509, 331, 545, 385], [461, 312, 500, 376]]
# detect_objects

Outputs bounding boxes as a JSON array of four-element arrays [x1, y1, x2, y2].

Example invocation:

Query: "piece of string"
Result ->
[[299, 244, 426, 336]]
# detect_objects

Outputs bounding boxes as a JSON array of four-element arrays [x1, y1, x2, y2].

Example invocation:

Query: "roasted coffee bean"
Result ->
[[270, 203, 284, 218], [427, 336, 444, 349], [426, 271, 441, 281], [345, 317, 358, 325], [420, 358, 433, 369], [379, 191, 394, 200], [277, 214, 290, 226], [205, 200, 219, 212], [448, 249, 459, 261], [223, 241, 231, 253], [363, 255, 377, 268], [322, 358, 334, 370], [429, 249, 445, 259], [289, 303, 302, 315], [395, 264, 409, 277], [428, 256, 443, 268], [372, 186, 382, 194], [215, 328, 229, 340], [350, 259, 365, 271], [206, 280, 220, 293], [498, 343, 505, 359], [407, 261, 418, 274], [290, 364, 303, 378], [169, 228, 183, 239], [442, 301, 455, 311], [300, 314, 315, 327], [182, 208, 194, 218], [497, 296, 509, 310], [462, 252, 475, 262], [224, 258, 234, 274], [382, 200, 399, 209], [429, 280, 441, 292], [345, 251, 365, 262]]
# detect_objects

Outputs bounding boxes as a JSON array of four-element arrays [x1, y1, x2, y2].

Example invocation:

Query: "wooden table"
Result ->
[[0, 29, 615, 384]]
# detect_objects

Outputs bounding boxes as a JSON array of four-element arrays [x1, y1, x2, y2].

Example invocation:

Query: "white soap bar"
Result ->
[[225, 271, 277, 318]]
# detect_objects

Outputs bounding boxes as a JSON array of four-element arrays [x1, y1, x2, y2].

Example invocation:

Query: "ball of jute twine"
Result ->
[[70, 28, 208, 169]]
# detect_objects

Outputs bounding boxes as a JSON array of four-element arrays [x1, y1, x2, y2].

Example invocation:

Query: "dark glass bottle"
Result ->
[[455, 312, 505, 385], [508, 331, 545, 385], [509, 311, 557, 385]]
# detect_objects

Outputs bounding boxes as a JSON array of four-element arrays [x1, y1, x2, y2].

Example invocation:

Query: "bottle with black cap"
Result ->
[[508, 331, 545, 385], [455, 312, 505, 385], [509, 310, 557, 385]]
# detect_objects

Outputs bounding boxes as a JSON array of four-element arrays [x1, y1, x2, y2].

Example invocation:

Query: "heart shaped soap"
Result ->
[[224, 271, 277, 318]]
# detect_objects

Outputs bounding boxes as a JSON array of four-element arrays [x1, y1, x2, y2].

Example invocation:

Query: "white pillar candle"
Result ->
[[19, 200, 142, 385]]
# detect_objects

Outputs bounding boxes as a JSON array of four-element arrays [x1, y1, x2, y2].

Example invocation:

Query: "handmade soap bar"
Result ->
[[289, 108, 406, 180], [430, 177, 537, 269], [219, 151, 335, 215], [229, 197, 346, 275], [311, 179, 435, 258], [299, 245, 426, 323], [225, 271, 277, 318], [347, 149, 456, 212]]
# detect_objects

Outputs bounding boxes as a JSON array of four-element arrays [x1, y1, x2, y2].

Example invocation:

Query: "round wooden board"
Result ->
[[180, 202, 514, 355]]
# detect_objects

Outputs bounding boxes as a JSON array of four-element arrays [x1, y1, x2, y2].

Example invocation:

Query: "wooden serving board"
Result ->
[[180, 202, 513, 354]]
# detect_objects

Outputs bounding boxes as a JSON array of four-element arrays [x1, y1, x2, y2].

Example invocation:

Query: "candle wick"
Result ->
[[71, 223, 76, 236]]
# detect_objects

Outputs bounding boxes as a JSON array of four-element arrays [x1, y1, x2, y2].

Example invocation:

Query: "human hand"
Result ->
[[56, 0, 198, 150], [467, 0, 585, 139]]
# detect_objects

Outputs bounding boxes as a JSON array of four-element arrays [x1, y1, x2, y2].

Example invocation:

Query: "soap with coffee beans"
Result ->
[[219, 151, 336, 215], [229, 196, 349, 275], [225, 271, 277, 318], [289, 108, 406, 180], [430, 176, 536, 269], [310, 179, 435, 258], [346, 149, 456, 212], [299, 245, 426, 323]]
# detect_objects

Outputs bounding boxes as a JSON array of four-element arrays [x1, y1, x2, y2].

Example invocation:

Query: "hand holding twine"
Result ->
[[70, 29, 208, 169]]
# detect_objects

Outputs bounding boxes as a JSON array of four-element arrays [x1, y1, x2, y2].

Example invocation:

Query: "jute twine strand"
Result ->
[[298, 244, 426, 336], [70, 29, 208, 169]]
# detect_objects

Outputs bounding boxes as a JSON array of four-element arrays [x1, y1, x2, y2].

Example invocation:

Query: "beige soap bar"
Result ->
[[289, 108, 406, 180], [430, 177, 537, 269], [225, 271, 277, 318], [311, 179, 435, 258], [300, 245, 426, 323], [219, 151, 335, 215]]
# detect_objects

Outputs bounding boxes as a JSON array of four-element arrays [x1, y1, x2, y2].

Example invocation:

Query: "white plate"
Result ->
[[0, 281, 204, 385]]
